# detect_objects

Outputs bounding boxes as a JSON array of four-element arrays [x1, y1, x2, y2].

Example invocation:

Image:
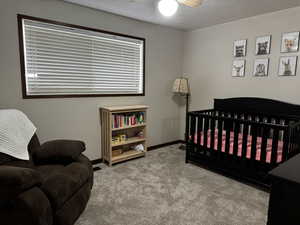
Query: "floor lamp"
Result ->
[[173, 77, 190, 150]]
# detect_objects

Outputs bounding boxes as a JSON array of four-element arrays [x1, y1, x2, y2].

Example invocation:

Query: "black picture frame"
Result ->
[[253, 58, 269, 77], [232, 59, 246, 77], [255, 35, 271, 56], [280, 31, 300, 53], [233, 39, 247, 57], [278, 56, 298, 76]]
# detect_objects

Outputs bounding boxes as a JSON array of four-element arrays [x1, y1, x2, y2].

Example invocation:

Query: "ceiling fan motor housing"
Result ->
[[177, 0, 204, 7]]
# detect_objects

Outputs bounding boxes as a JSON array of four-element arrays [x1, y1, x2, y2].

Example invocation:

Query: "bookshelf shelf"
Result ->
[[112, 123, 146, 131], [112, 150, 145, 164], [100, 105, 148, 166], [111, 137, 146, 147]]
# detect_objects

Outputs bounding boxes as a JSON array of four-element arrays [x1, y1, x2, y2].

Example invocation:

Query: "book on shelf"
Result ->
[[112, 112, 145, 129]]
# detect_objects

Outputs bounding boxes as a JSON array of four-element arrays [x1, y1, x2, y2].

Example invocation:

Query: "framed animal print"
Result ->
[[232, 60, 245, 77], [281, 32, 299, 53], [233, 39, 247, 57], [253, 58, 269, 77], [255, 35, 271, 55], [278, 56, 298, 76]]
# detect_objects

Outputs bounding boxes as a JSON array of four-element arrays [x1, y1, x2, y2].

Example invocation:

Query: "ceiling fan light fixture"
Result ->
[[158, 0, 179, 17]]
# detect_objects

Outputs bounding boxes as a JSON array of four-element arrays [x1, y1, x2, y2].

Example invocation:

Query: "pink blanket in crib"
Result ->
[[192, 129, 283, 163]]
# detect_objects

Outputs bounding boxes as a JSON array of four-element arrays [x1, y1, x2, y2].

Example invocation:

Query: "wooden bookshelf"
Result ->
[[100, 105, 148, 166]]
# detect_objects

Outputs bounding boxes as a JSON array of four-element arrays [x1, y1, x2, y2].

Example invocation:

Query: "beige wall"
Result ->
[[3, 0, 300, 158], [0, 0, 184, 160], [180, 6, 300, 138]]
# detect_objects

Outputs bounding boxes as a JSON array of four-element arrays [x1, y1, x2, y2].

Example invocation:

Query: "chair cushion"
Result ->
[[36, 164, 65, 181], [0, 166, 42, 201], [37, 162, 90, 210]]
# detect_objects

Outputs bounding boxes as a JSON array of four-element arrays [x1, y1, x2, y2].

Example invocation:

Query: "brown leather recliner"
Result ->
[[0, 134, 93, 225]]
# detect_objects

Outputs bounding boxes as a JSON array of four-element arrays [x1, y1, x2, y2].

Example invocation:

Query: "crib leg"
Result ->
[[185, 146, 189, 163], [185, 157, 189, 164]]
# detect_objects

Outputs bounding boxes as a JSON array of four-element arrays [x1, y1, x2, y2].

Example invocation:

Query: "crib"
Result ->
[[186, 98, 300, 187]]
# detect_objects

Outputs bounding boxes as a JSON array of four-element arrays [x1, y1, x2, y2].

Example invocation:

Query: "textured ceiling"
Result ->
[[64, 0, 300, 30]]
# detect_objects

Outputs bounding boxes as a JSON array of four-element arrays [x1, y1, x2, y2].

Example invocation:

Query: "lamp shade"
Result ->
[[173, 78, 189, 95]]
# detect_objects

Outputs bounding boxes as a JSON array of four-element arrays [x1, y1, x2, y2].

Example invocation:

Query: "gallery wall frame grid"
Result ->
[[232, 31, 300, 78]]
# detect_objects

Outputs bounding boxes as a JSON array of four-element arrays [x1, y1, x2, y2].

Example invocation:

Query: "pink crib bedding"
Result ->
[[192, 129, 283, 163]]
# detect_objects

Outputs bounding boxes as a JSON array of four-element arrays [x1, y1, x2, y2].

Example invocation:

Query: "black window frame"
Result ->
[[17, 14, 146, 99]]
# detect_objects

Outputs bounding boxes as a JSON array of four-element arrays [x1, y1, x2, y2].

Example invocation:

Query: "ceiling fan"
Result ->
[[158, 0, 204, 17]]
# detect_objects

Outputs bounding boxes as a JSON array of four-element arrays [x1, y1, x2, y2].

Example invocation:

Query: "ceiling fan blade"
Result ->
[[177, 0, 204, 7]]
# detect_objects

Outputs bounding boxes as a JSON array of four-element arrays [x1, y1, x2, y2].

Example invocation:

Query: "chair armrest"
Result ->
[[75, 154, 94, 187], [33, 140, 86, 165], [0, 166, 42, 201]]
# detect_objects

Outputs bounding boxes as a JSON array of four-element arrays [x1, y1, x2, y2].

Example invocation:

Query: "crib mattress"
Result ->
[[192, 129, 283, 163]]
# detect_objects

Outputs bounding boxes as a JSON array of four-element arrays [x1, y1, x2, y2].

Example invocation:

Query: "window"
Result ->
[[18, 15, 145, 98]]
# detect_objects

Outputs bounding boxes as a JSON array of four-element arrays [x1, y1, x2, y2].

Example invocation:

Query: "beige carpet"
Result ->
[[76, 145, 269, 225]]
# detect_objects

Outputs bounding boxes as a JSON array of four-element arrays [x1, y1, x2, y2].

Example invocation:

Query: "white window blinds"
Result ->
[[20, 17, 145, 97]]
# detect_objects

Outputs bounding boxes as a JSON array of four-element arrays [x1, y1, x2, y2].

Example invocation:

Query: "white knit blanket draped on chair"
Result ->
[[0, 109, 36, 160]]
